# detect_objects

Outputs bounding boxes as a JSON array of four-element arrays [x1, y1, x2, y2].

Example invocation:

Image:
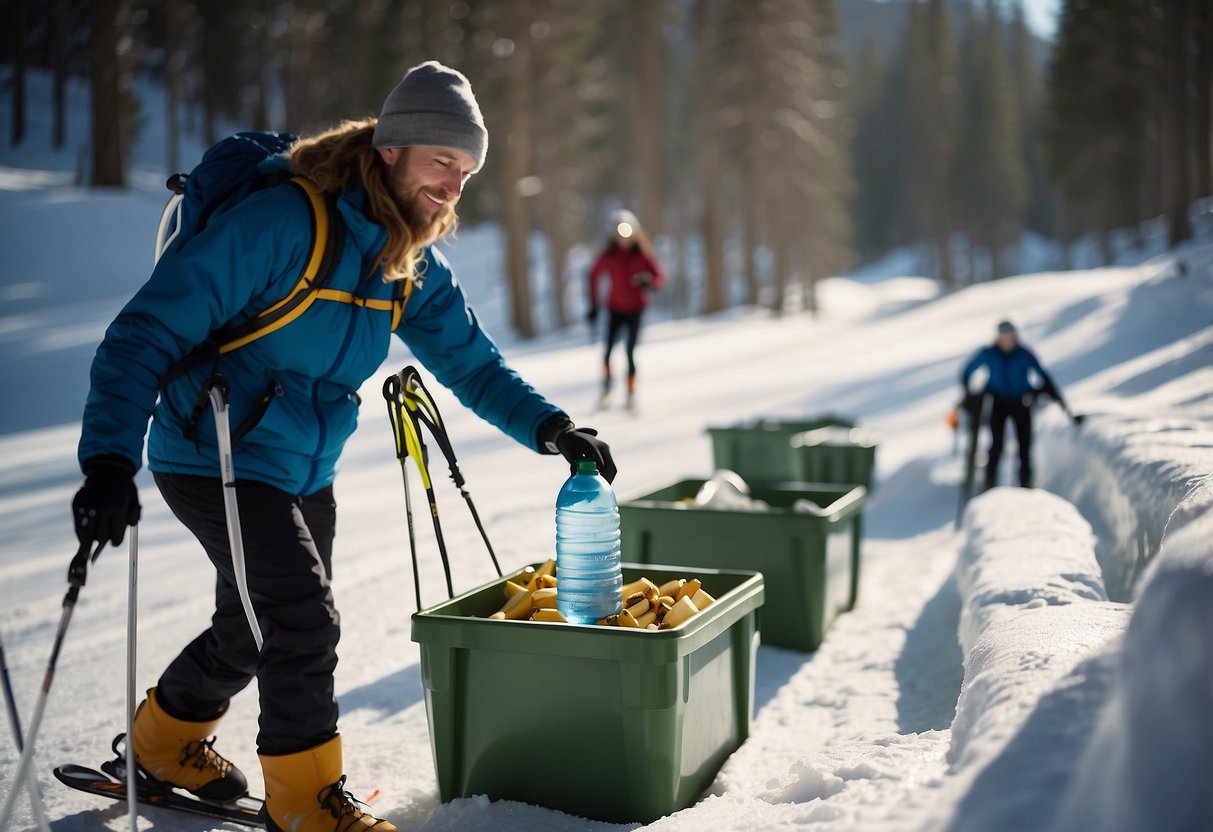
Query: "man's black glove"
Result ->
[[538, 415, 617, 483], [961, 390, 984, 415], [587, 306, 599, 324], [73, 455, 141, 548]]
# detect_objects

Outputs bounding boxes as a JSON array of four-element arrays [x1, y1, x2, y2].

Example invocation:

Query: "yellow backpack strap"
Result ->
[[391, 278, 414, 330], [160, 176, 339, 386], [214, 176, 341, 353]]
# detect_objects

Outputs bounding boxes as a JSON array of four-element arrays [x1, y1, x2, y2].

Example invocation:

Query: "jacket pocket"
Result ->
[[232, 379, 284, 445]]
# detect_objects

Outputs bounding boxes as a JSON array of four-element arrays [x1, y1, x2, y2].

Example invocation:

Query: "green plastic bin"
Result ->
[[411, 563, 764, 823], [789, 426, 879, 491], [620, 480, 866, 652], [708, 417, 854, 484]]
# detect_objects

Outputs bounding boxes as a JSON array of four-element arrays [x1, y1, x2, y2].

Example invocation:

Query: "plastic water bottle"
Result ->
[[555, 460, 623, 624]]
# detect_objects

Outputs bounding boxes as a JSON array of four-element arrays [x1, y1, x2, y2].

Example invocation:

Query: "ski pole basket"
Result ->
[[411, 563, 764, 823], [620, 480, 867, 651]]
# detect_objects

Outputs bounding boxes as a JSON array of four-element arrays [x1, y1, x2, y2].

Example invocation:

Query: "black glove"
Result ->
[[73, 455, 141, 548], [538, 415, 617, 483], [632, 272, 654, 290], [587, 306, 599, 324], [961, 390, 984, 415]]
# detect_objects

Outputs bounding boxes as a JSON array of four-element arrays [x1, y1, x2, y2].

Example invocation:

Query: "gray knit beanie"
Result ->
[[372, 61, 487, 171]]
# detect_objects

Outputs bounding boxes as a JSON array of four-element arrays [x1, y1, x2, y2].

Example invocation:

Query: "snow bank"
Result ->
[[1037, 413, 1213, 601], [1036, 247, 1213, 599], [943, 488, 1129, 831], [1050, 477, 1213, 832]]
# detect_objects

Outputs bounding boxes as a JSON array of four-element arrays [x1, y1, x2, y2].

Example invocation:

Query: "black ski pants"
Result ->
[[984, 396, 1033, 490], [604, 309, 643, 381], [152, 472, 340, 756]]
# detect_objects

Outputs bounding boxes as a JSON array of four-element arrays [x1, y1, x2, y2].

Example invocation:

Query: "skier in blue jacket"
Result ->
[[70, 63, 613, 832], [961, 320, 1066, 491]]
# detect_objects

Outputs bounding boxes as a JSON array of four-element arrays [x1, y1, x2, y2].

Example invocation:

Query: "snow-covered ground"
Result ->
[[2, 69, 1212, 831]]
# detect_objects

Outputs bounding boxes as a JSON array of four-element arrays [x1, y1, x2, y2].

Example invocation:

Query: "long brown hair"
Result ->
[[286, 118, 456, 282]]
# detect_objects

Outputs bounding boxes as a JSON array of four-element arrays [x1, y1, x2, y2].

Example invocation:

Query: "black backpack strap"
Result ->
[[160, 177, 344, 388]]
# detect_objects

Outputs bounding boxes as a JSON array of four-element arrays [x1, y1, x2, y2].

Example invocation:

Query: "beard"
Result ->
[[389, 159, 458, 246]]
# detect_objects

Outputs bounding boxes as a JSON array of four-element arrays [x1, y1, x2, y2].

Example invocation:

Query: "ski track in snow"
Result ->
[[3, 68, 1213, 831]]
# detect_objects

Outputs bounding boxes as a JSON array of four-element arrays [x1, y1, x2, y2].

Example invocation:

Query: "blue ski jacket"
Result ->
[[961, 343, 1059, 402], [79, 163, 563, 496]]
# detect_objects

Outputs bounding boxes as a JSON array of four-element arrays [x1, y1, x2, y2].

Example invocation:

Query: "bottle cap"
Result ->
[[575, 459, 598, 474]]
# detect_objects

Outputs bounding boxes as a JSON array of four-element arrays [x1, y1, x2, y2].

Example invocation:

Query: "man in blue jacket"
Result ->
[[961, 320, 1066, 491], [71, 62, 613, 832]]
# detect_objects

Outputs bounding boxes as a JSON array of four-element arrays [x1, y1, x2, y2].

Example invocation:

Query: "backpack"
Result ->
[[156, 131, 412, 390]]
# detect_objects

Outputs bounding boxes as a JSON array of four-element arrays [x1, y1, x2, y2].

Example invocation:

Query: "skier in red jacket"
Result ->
[[587, 210, 665, 410]]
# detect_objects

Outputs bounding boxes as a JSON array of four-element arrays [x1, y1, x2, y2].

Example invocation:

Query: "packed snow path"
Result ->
[[3, 91, 1212, 828]]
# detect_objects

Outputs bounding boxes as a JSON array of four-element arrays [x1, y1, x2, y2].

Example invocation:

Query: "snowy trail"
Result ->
[[4, 242, 1210, 829], [4, 83, 1213, 827]]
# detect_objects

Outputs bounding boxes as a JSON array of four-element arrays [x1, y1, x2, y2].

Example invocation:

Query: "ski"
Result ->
[[54, 763, 265, 827]]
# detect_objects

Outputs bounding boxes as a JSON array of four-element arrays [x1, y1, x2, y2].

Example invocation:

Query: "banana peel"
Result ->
[[499, 588, 534, 620], [662, 595, 700, 629], [489, 570, 715, 631], [532, 587, 559, 609]]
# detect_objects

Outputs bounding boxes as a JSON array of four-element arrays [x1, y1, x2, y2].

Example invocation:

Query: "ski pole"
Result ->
[[955, 393, 987, 530], [384, 372, 455, 600], [0, 631, 22, 752], [124, 524, 140, 832], [398, 367, 502, 577], [206, 376, 263, 651], [0, 541, 101, 832], [0, 631, 53, 832], [384, 374, 426, 611]]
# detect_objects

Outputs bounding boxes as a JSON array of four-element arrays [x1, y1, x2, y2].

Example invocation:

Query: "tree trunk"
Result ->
[[694, 0, 727, 314], [926, 0, 954, 288], [1194, 0, 1212, 199], [53, 0, 69, 149], [1168, 0, 1193, 245], [539, 175, 570, 329], [740, 11, 762, 305], [1098, 226, 1114, 266], [164, 0, 181, 173], [91, 0, 126, 187], [771, 208, 789, 315], [989, 240, 1003, 280], [629, 0, 665, 238], [670, 175, 690, 317], [499, 0, 536, 338], [11, 0, 27, 146], [253, 0, 273, 130]]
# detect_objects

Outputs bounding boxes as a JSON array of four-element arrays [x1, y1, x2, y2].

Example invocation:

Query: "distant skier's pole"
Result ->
[[955, 393, 987, 530], [0, 542, 99, 832], [125, 525, 140, 832], [0, 630, 53, 832]]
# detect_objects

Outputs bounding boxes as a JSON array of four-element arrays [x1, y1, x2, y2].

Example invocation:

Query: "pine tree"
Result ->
[[717, 0, 852, 312], [956, 1, 1027, 279], [1044, 0, 1154, 263], [91, 0, 128, 186], [899, 0, 960, 285], [694, 0, 728, 314], [850, 28, 897, 260], [1007, 2, 1052, 239]]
